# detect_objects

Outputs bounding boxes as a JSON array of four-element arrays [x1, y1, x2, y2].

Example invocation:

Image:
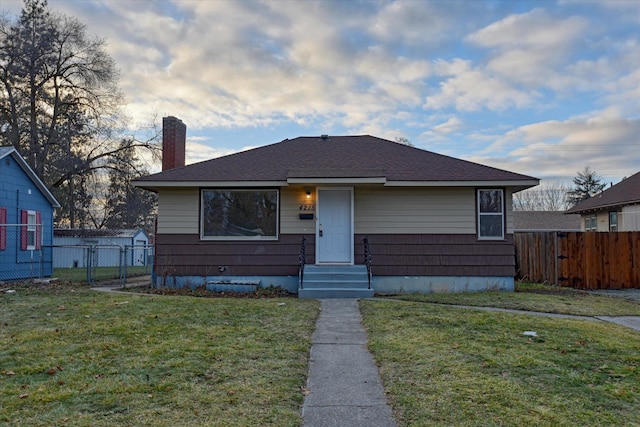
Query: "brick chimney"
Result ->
[[162, 116, 186, 171]]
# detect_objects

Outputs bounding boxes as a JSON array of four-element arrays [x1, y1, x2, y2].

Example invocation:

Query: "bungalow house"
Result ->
[[0, 146, 60, 281], [565, 171, 640, 231], [133, 117, 539, 297], [53, 228, 150, 268]]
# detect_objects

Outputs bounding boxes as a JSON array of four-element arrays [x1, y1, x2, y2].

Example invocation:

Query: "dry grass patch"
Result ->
[[1, 283, 319, 426], [361, 299, 640, 427]]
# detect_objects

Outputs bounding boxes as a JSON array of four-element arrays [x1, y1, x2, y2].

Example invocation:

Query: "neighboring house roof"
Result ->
[[0, 146, 61, 208], [54, 228, 148, 239], [513, 211, 581, 232], [134, 135, 538, 190], [566, 171, 640, 214]]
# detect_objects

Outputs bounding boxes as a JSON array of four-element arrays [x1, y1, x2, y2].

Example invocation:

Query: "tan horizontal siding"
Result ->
[[280, 186, 317, 234], [354, 187, 475, 234], [157, 188, 200, 234], [157, 185, 514, 236], [505, 190, 514, 234]]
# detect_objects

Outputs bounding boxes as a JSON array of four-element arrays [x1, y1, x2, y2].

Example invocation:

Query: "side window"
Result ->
[[21, 210, 41, 250], [609, 212, 618, 232], [585, 216, 597, 231], [477, 189, 504, 240]]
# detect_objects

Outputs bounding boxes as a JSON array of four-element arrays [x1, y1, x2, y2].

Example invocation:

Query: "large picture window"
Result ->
[[477, 189, 504, 240], [201, 189, 278, 239]]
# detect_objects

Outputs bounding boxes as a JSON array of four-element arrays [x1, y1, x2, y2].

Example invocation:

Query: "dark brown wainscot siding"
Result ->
[[154, 234, 315, 277], [355, 234, 515, 277], [156, 233, 515, 278]]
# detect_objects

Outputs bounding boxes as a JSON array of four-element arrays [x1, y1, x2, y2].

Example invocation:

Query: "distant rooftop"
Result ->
[[566, 171, 640, 214], [54, 228, 146, 239], [513, 211, 581, 232]]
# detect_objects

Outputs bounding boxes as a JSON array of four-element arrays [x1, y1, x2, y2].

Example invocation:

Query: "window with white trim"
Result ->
[[477, 189, 504, 240], [585, 215, 597, 231], [27, 212, 37, 248], [21, 210, 41, 250], [609, 211, 618, 232], [201, 189, 278, 239]]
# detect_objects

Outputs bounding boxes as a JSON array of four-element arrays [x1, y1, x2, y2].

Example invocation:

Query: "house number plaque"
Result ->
[[299, 204, 315, 220]]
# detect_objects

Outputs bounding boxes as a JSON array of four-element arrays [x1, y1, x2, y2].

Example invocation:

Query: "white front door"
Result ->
[[317, 188, 353, 264]]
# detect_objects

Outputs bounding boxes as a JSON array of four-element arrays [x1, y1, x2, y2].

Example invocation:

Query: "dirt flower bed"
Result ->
[[124, 284, 296, 299]]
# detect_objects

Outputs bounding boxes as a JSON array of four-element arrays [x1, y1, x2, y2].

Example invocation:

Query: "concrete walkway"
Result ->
[[302, 299, 397, 427]]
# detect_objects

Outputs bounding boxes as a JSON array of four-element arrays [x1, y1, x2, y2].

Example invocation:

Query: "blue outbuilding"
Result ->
[[0, 146, 60, 282]]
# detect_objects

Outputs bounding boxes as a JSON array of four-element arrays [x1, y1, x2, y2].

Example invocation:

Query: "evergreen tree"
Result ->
[[567, 166, 606, 207], [104, 141, 157, 234]]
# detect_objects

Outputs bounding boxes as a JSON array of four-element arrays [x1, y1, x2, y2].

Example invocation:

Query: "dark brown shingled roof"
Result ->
[[136, 135, 537, 184], [566, 170, 640, 214]]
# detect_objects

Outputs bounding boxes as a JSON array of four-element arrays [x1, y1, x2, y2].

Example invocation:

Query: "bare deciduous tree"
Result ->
[[0, 0, 160, 227], [513, 182, 572, 211]]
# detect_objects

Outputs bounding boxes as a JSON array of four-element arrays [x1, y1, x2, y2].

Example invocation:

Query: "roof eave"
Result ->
[[132, 180, 289, 190], [287, 177, 386, 184], [133, 178, 539, 191], [566, 199, 640, 214], [384, 179, 539, 191], [2, 148, 61, 208]]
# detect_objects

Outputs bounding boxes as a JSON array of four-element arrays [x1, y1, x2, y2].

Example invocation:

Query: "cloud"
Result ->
[[467, 108, 640, 182], [433, 117, 464, 134], [467, 8, 588, 50], [424, 59, 534, 111], [57, 0, 445, 135], [3, 0, 637, 185]]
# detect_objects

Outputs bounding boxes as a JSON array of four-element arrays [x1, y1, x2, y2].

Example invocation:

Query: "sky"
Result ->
[[2, 0, 639, 185]]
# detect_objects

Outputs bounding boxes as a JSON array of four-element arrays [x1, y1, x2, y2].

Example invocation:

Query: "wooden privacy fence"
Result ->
[[515, 232, 640, 289]]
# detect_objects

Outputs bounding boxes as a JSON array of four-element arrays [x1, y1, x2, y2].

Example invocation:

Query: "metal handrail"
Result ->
[[363, 236, 372, 289], [298, 237, 307, 289]]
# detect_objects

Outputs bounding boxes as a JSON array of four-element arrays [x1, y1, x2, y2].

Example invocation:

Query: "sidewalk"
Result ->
[[302, 299, 397, 427], [442, 304, 640, 332]]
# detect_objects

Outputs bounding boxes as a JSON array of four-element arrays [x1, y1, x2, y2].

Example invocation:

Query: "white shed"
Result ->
[[53, 229, 151, 268]]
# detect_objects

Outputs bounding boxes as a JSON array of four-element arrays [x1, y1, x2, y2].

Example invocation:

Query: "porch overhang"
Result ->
[[286, 168, 387, 185], [287, 177, 386, 185]]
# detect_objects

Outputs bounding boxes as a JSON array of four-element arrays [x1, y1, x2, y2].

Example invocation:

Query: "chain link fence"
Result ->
[[51, 244, 154, 286], [1, 223, 152, 286], [0, 223, 51, 282]]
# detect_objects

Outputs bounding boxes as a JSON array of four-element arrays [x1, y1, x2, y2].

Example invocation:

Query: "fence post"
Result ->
[[85, 246, 92, 285], [556, 232, 569, 287], [121, 246, 128, 288], [554, 232, 558, 286]]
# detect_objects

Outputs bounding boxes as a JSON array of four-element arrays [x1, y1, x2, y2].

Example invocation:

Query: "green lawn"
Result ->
[[391, 282, 640, 316], [361, 299, 640, 426], [53, 266, 150, 283], [0, 284, 319, 426], [3, 282, 639, 426]]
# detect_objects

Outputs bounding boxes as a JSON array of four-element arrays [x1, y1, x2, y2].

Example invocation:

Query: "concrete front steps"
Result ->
[[298, 264, 374, 299]]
